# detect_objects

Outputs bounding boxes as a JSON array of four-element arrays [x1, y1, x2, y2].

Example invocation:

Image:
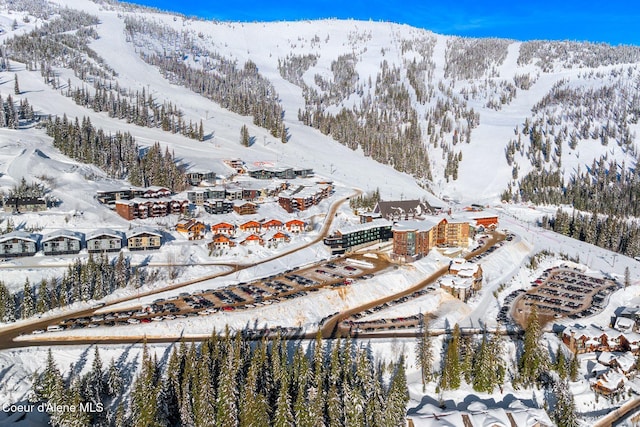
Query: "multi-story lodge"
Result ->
[[391, 217, 470, 261], [278, 184, 333, 213], [86, 229, 125, 253], [41, 230, 83, 255], [3, 196, 47, 213], [323, 220, 393, 254], [115, 198, 189, 220], [186, 170, 216, 186], [203, 199, 234, 215], [126, 227, 162, 251], [97, 186, 172, 206], [0, 231, 40, 257]]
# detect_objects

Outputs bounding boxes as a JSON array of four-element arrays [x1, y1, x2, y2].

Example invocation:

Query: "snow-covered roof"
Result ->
[[0, 230, 40, 243], [439, 276, 474, 289], [86, 228, 125, 240], [126, 227, 162, 238], [392, 218, 443, 232], [42, 229, 83, 242], [614, 316, 635, 332]]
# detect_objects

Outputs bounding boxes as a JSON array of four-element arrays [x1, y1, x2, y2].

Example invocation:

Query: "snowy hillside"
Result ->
[[0, 0, 637, 205]]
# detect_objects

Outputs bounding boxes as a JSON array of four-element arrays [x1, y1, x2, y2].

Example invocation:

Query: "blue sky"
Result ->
[[125, 0, 640, 46]]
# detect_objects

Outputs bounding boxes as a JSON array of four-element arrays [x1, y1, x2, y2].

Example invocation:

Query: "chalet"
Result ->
[[278, 196, 295, 213], [373, 199, 436, 221], [86, 229, 125, 253], [176, 219, 206, 240], [233, 201, 258, 215], [598, 352, 636, 375], [208, 234, 236, 251], [261, 219, 283, 231], [560, 324, 640, 354], [591, 370, 626, 395], [0, 231, 40, 257], [266, 231, 290, 245], [242, 188, 262, 201], [126, 227, 162, 251], [211, 222, 236, 236], [203, 199, 233, 215], [323, 220, 393, 254], [41, 230, 83, 255], [240, 234, 264, 246], [285, 219, 306, 233], [239, 221, 261, 234]]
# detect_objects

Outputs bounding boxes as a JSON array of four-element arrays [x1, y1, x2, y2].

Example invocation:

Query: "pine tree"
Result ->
[[106, 358, 122, 397], [21, 278, 35, 319], [385, 356, 410, 427], [14, 73, 20, 95], [552, 379, 579, 427], [240, 124, 250, 147], [472, 334, 492, 392], [569, 354, 579, 382], [131, 345, 161, 427], [215, 352, 239, 427], [625, 266, 631, 288], [36, 279, 50, 314], [555, 345, 568, 380], [519, 305, 549, 386], [416, 318, 434, 389], [440, 324, 461, 390], [33, 349, 63, 401], [273, 375, 294, 427], [193, 349, 216, 426]]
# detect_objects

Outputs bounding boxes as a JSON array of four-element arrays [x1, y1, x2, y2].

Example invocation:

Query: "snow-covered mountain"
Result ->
[[0, 0, 638, 207]]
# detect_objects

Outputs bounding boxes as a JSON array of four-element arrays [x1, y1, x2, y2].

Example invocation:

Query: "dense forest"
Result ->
[[0, 253, 137, 323], [46, 115, 188, 191], [31, 333, 409, 426]]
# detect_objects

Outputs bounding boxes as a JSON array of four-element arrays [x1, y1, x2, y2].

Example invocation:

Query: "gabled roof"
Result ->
[[126, 227, 162, 238], [42, 229, 83, 242], [374, 199, 435, 219], [211, 222, 235, 228], [86, 228, 125, 240], [0, 230, 40, 243]]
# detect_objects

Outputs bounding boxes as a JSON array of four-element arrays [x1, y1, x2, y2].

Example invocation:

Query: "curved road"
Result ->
[[0, 189, 359, 350]]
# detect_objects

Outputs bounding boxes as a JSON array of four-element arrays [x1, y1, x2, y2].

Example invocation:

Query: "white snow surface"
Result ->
[[0, 0, 638, 424]]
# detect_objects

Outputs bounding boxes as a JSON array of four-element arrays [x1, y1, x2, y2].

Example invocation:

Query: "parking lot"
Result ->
[[512, 266, 620, 327], [47, 255, 386, 332]]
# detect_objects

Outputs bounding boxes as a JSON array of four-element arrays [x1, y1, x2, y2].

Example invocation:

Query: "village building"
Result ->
[[560, 324, 640, 354], [261, 219, 283, 231], [210, 222, 236, 236], [203, 199, 234, 214], [240, 234, 264, 246], [41, 230, 83, 255], [239, 220, 262, 234], [176, 219, 206, 240], [391, 217, 470, 261], [0, 231, 40, 257], [373, 199, 437, 221], [186, 170, 216, 186], [438, 259, 483, 302], [3, 196, 47, 213], [323, 220, 393, 254], [86, 229, 125, 253], [278, 184, 332, 213], [142, 186, 171, 198], [224, 159, 246, 174], [591, 370, 626, 395], [233, 201, 258, 215], [208, 234, 236, 251], [126, 227, 162, 251], [115, 198, 189, 220], [265, 231, 290, 245], [285, 219, 306, 233]]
